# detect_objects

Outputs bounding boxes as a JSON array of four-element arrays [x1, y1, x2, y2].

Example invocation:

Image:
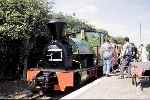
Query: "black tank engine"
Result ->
[[27, 19, 99, 92]]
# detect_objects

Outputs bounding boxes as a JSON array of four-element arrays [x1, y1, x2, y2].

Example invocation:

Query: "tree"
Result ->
[[111, 36, 125, 45], [146, 44, 150, 60], [53, 12, 96, 33], [0, 0, 53, 39], [0, 0, 53, 79]]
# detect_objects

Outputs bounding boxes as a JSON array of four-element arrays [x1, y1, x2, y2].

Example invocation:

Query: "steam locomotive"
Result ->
[[27, 19, 107, 92]]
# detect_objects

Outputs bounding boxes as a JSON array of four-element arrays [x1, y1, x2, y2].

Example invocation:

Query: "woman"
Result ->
[[112, 45, 119, 72], [139, 44, 148, 62]]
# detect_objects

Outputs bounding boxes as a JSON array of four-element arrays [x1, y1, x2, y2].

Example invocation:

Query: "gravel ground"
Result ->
[[0, 80, 29, 98]]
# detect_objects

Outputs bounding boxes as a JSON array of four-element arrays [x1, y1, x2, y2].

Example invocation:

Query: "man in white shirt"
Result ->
[[101, 39, 113, 77], [119, 37, 133, 78]]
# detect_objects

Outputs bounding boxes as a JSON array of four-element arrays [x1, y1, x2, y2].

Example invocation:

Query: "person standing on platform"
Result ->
[[130, 43, 138, 62], [116, 44, 122, 66], [100, 39, 113, 77], [119, 37, 133, 78], [111, 40, 118, 72], [139, 44, 149, 62]]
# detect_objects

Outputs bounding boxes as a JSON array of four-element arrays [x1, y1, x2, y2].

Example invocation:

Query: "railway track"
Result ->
[[3, 76, 96, 99], [7, 89, 69, 99], [6, 87, 79, 99], [7, 90, 52, 99]]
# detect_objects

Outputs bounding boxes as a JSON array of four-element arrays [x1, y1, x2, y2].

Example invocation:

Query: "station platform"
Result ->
[[61, 75, 150, 99]]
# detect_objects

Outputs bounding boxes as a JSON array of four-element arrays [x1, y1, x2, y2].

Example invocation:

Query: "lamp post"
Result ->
[[139, 23, 142, 43], [138, 15, 142, 44]]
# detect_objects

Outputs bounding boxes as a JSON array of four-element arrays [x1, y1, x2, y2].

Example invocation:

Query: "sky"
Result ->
[[50, 0, 150, 46]]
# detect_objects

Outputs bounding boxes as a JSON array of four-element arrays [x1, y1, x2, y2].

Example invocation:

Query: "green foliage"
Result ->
[[146, 44, 150, 60], [146, 44, 150, 53], [0, 0, 53, 79], [53, 12, 96, 33], [111, 36, 125, 45], [0, 0, 51, 40]]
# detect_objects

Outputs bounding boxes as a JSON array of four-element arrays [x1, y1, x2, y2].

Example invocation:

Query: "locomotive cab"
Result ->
[[69, 38, 95, 69]]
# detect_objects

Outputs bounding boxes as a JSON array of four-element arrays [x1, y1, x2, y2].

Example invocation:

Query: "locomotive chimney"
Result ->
[[47, 19, 66, 40]]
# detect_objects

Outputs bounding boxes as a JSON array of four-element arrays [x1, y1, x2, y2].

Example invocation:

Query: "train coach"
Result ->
[[26, 19, 107, 93]]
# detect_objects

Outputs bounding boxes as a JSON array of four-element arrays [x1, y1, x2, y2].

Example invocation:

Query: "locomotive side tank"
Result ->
[[27, 19, 100, 92]]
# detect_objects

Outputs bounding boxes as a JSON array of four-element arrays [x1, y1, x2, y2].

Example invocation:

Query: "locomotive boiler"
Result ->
[[27, 19, 101, 92]]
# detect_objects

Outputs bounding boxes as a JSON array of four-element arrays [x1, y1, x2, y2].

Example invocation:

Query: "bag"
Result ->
[[124, 44, 132, 56], [103, 51, 112, 59]]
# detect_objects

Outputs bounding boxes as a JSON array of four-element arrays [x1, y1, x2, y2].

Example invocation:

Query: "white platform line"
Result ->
[[61, 77, 105, 99]]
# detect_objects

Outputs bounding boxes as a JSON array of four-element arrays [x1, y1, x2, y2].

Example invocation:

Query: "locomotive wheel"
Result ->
[[29, 80, 42, 93], [27, 79, 37, 92], [97, 67, 101, 77], [65, 86, 74, 93]]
